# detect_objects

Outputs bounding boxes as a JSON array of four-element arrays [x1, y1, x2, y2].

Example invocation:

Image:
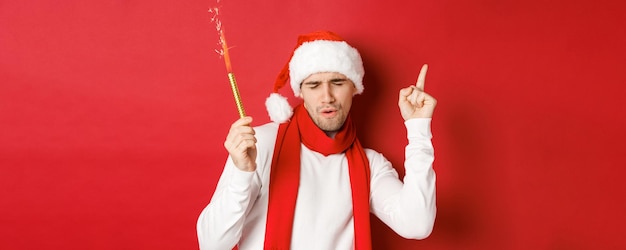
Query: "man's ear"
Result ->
[[298, 83, 303, 98]]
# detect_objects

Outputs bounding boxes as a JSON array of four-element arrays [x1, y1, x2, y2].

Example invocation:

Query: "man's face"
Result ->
[[299, 72, 357, 133]]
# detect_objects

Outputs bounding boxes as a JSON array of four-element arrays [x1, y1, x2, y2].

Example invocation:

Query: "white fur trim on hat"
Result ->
[[288, 40, 364, 96], [265, 93, 293, 123]]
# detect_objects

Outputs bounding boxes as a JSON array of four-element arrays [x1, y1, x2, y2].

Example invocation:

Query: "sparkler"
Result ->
[[209, 7, 246, 118]]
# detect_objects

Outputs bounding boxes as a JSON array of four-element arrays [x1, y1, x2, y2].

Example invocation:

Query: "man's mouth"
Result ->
[[320, 108, 338, 118]]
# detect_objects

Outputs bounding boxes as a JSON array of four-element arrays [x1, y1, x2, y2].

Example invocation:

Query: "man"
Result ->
[[197, 31, 437, 250]]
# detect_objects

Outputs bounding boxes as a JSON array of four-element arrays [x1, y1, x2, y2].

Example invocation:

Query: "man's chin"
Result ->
[[316, 121, 343, 133], [312, 114, 346, 131]]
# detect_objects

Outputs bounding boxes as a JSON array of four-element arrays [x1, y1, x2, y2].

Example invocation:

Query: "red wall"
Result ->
[[2, 0, 625, 249]]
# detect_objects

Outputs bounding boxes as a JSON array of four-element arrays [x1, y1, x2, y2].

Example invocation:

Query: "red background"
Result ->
[[1, 0, 625, 249]]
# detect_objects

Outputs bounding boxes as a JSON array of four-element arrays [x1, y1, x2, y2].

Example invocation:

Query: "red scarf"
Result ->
[[263, 104, 372, 249]]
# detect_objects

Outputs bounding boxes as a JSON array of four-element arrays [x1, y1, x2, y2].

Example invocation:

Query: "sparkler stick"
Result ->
[[209, 7, 246, 118], [219, 29, 246, 118]]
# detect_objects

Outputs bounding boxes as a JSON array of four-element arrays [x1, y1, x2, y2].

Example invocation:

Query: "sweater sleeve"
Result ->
[[369, 118, 436, 239], [196, 156, 262, 250]]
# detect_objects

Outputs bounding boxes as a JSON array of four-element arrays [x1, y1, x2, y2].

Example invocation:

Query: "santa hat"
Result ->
[[265, 31, 365, 123]]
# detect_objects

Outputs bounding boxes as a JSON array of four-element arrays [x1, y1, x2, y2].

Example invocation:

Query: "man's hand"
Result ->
[[224, 116, 257, 172], [398, 64, 437, 120]]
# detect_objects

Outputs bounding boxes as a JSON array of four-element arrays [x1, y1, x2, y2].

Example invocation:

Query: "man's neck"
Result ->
[[324, 131, 338, 138]]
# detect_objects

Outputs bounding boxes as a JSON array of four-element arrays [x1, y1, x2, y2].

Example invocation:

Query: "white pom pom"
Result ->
[[265, 93, 293, 123]]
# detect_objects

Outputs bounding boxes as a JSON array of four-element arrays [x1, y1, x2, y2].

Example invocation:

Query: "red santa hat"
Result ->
[[265, 31, 365, 123]]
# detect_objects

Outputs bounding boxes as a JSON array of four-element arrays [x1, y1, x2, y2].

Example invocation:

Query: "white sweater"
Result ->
[[197, 118, 436, 250]]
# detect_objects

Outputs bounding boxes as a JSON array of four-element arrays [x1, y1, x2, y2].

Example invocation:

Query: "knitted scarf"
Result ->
[[263, 104, 371, 249]]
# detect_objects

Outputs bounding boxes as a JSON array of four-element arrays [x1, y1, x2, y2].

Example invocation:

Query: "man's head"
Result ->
[[266, 31, 365, 124], [299, 72, 357, 132]]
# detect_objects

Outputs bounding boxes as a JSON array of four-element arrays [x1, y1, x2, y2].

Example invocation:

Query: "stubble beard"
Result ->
[[310, 105, 347, 133]]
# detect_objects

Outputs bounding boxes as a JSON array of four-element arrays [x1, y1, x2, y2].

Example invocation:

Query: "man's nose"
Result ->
[[320, 84, 335, 103]]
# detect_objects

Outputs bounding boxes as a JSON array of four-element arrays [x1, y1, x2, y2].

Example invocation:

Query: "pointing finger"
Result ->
[[416, 64, 428, 91]]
